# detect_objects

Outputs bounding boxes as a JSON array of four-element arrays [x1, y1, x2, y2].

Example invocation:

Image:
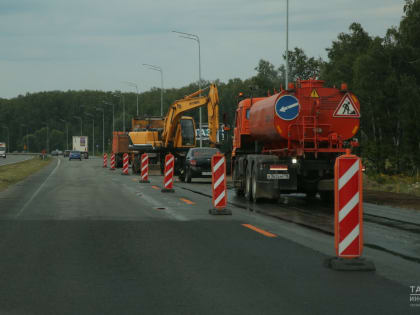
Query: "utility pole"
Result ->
[[42, 123, 49, 153], [103, 101, 114, 135], [96, 107, 104, 155], [21, 123, 28, 152], [285, 0, 289, 90], [123, 81, 139, 116], [172, 30, 202, 147], [59, 119, 68, 151], [85, 113, 95, 156], [73, 116, 82, 136], [142, 64, 163, 117]]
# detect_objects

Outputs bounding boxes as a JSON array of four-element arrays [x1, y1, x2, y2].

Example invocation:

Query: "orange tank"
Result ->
[[248, 80, 360, 144]]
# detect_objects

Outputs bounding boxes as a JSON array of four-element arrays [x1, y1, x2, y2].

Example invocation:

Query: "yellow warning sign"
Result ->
[[310, 89, 319, 98]]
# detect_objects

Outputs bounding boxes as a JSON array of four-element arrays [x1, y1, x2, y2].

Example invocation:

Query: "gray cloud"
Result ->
[[0, 0, 404, 98]]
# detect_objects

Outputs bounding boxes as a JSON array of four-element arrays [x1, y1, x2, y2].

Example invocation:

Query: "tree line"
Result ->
[[0, 0, 419, 175]]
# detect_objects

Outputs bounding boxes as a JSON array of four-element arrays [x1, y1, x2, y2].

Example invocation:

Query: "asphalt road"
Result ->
[[0, 157, 418, 314], [0, 154, 34, 167]]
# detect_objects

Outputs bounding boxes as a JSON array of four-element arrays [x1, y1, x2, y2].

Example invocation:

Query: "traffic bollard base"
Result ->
[[139, 180, 150, 183], [161, 188, 174, 193], [209, 208, 232, 215], [324, 257, 375, 271]]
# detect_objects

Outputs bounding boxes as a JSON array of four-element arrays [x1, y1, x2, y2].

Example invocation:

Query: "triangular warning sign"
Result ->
[[310, 89, 319, 98], [333, 94, 360, 118]]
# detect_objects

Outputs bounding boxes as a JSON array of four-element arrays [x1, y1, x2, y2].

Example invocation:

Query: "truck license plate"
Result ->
[[267, 173, 289, 180], [202, 172, 212, 176]]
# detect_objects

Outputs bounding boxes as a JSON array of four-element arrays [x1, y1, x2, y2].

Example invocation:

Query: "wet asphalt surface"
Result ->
[[0, 157, 418, 314]]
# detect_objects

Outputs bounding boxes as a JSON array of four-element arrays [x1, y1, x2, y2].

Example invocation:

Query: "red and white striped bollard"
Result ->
[[139, 153, 150, 183], [209, 153, 231, 215], [110, 153, 115, 170], [121, 153, 129, 175], [161, 153, 174, 192], [103, 153, 107, 168], [326, 150, 374, 270]]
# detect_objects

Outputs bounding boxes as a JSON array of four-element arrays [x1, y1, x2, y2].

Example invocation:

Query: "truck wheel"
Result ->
[[306, 192, 317, 199], [232, 166, 244, 196], [160, 159, 164, 175], [178, 168, 185, 182], [320, 191, 334, 205], [251, 165, 261, 203], [244, 167, 253, 201], [185, 168, 192, 183], [132, 158, 139, 174]]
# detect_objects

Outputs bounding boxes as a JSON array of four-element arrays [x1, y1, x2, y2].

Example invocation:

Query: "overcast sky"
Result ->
[[0, 0, 404, 99]]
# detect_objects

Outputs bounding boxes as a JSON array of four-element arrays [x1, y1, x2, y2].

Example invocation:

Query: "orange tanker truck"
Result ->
[[232, 79, 361, 203]]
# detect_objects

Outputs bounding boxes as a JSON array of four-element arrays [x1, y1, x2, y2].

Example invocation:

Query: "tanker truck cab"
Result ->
[[232, 80, 361, 203]]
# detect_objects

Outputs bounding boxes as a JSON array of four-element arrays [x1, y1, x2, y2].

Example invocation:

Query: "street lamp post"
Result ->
[[103, 101, 114, 134], [285, 0, 289, 89], [123, 81, 139, 116], [73, 116, 82, 136], [59, 119, 69, 151], [142, 64, 163, 117], [2, 126, 9, 152], [85, 114, 95, 156], [95, 108, 104, 155], [42, 123, 49, 153], [21, 123, 28, 152], [172, 30, 202, 147]]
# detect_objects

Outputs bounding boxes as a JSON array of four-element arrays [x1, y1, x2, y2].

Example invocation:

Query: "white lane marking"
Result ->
[[213, 158, 224, 173], [214, 190, 225, 206], [338, 160, 359, 190], [214, 174, 224, 190], [339, 192, 359, 222], [15, 158, 61, 218], [339, 224, 359, 255]]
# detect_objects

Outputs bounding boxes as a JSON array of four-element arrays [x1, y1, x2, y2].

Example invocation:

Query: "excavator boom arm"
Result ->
[[162, 84, 219, 147]]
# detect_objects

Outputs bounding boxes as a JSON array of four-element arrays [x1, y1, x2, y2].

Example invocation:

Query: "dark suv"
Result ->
[[180, 147, 220, 183]]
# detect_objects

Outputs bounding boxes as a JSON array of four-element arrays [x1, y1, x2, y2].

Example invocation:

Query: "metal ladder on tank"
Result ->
[[301, 115, 318, 152]]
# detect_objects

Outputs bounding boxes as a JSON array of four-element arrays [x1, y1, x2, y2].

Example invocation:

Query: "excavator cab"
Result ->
[[174, 116, 196, 148]]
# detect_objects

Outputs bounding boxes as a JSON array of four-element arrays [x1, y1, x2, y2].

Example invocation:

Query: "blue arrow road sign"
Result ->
[[275, 95, 300, 120]]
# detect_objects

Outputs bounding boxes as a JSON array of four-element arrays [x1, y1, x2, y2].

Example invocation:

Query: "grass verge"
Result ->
[[0, 157, 53, 192], [363, 173, 420, 210]]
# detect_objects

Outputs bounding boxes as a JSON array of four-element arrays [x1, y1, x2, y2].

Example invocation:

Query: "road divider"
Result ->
[[161, 153, 175, 193], [103, 153, 107, 168], [139, 153, 150, 183], [209, 153, 231, 215], [110, 153, 115, 170], [242, 224, 277, 238], [121, 153, 129, 175], [326, 151, 375, 271]]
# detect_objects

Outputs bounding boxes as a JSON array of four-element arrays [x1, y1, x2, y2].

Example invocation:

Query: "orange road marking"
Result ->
[[242, 224, 277, 238], [180, 198, 195, 205], [152, 185, 160, 190]]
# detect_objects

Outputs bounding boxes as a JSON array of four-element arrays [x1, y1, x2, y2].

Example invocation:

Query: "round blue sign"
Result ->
[[275, 95, 300, 121]]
